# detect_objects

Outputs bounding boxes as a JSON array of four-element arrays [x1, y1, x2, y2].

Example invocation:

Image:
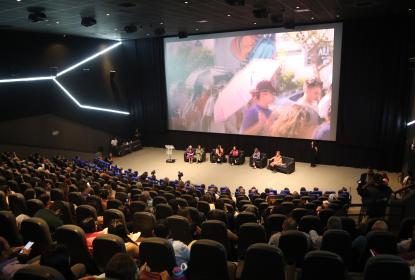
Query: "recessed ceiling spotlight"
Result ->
[[336, 14, 340, 18], [409, 8, 412, 11], [114, 28, 118, 30], [196, 20, 208, 23], [195, 28, 199, 31], [17, 0, 21, 2], [227, 14, 231, 17], [311, 17, 314, 20], [56, 21, 59, 24], [184, 1, 189, 4], [160, 22, 164, 25], [106, 13, 110, 16], [253, 22, 257, 25], [146, 33, 150, 36], [296, 6, 300, 9]]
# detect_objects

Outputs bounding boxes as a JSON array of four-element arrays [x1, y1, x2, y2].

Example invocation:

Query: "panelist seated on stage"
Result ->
[[228, 146, 245, 165], [268, 151, 296, 174], [184, 145, 195, 163], [249, 148, 267, 169], [184, 145, 206, 163], [210, 145, 226, 163]]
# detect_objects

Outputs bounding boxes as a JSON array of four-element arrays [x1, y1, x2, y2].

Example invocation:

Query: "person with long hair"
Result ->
[[215, 145, 225, 163], [108, 219, 139, 259], [269, 151, 284, 168]]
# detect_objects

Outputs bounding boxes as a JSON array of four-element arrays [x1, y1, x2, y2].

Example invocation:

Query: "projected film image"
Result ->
[[165, 26, 340, 140]]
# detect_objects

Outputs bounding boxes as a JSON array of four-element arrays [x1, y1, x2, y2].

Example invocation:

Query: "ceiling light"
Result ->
[[0, 76, 55, 83], [56, 21, 59, 24], [227, 14, 231, 17], [409, 8, 412, 11], [184, 1, 189, 4], [296, 6, 300, 9], [195, 28, 199, 31], [160, 22, 164, 25], [295, 8, 311, 13], [336, 14, 340, 18], [311, 17, 314, 20], [17, 0, 21, 2], [106, 13, 110, 16], [253, 22, 257, 25], [407, 120, 415, 126], [146, 33, 150, 36]]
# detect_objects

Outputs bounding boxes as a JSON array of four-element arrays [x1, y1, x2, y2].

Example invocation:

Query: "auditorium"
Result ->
[[0, 0, 415, 279]]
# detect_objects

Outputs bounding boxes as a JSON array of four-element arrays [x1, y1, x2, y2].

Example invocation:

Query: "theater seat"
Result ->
[[139, 237, 176, 273], [155, 203, 174, 220], [129, 201, 147, 214], [278, 230, 309, 267], [240, 243, 285, 280], [133, 212, 156, 237], [237, 223, 266, 259], [26, 199, 45, 217], [364, 255, 409, 280], [210, 149, 226, 163], [55, 224, 98, 274], [201, 220, 231, 256], [301, 251, 346, 280], [167, 215, 193, 245], [103, 209, 126, 228], [8, 193, 27, 216], [0, 210, 23, 246], [93, 234, 127, 272], [298, 215, 323, 235], [75, 205, 97, 225], [21, 217, 53, 258], [320, 230, 353, 268], [189, 239, 235, 280], [13, 265, 65, 280], [264, 214, 286, 239], [268, 156, 295, 174], [228, 150, 245, 165]]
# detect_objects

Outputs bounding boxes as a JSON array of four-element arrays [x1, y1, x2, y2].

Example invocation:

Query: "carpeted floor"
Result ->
[[113, 147, 401, 204]]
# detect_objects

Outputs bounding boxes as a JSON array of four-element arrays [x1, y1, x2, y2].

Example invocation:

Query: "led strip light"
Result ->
[[0, 41, 129, 115]]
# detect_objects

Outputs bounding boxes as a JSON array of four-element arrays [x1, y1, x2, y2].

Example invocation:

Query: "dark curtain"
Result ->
[[129, 18, 412, 172]]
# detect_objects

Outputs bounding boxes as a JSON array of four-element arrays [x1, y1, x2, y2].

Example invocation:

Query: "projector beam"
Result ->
[[407, 120, 415, 126], [0, 76, 55, 83], [56, 42, 122, 77], [52, 79, 130, 115]]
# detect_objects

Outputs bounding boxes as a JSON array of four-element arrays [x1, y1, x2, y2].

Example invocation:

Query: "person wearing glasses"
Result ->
[[240, 80, 277, 135], [297, 78, 323, 113]]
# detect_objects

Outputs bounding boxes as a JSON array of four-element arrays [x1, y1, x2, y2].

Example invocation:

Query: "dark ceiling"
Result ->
[[0, 0, 412, 40]]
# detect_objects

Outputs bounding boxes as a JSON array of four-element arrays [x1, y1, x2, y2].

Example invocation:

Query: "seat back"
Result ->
[[0, 191, 8, 210], [75, 205, 97, 225], [398, 217, 415, 241], [129, 201, 147, 214], [321, 229, 353, 267], [301, 251, 346, 280], [0, 210, 22, 246], [86, 195, 104, 216], [93, 234, 127, 272], [153, 196, 168, 207], [50, 188, 64, 201], [298, 215, 323, 234], [21, 217, 53, 257], [278, 230, 309, 266], [318, 208, 336, 227], [155, 203, 174, 220], [235, 212, 257, 232], [8, 193, 27, 216], [13, 265, 65, 280], [55, 224, 97, 273], [26, 199, 45, 217], [241, 243, 285, 280], [291, 208, 308, 223], [167, 215, 193, 244], [238, 223, 266, 259], [133, 212, 156, 237], [106, 199, 123, 210], [201, 220, 230, 254], [207, 209, 228, 225], [139, 237, 176, 273], [189, 239, 230, 280], [103, 209, 126, 228], [68, 192, 84, 206], [340, 216, 358, 239], [366, 230, 397, 255], [364, 254, 410, 280], [264, 214, 286, 238], [115, 191, 128, 203], [197, 200, 210, 216]]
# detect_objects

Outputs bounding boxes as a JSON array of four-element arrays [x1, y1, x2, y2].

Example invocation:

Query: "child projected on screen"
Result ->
[[240, 80, 277, 135]]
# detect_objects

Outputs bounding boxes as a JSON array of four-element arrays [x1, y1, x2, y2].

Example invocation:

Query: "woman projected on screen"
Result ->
[[240, 80, 277, 136]]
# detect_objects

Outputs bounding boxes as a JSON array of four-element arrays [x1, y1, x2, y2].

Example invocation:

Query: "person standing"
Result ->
[[310, 141, 318, 167]]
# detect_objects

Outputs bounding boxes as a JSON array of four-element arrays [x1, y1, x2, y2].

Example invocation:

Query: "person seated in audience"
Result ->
[[178, 208, 202, 239], [40, 243, 85, 280], [34, 203, 64, 233], [104, 152, 114, 164], [185, 145, 195, 163], [154, 220, 191, 265], [269, 150, 285, 168], [108, 219, 140, 259], [79, 217, 105, 254], [251, 147, 261, 168], [0, 237, 31, 280], [195, 145, 204, 163], [228, 146, 240, 165], [214, 145, 225, 163], [309, 216, 342, 249], [269, 217, 304, 248], [105, 253, 138, 280], [352, 219, 389, 261]]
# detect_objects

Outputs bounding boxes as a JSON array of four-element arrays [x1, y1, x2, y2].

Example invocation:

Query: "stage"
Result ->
[[113, 147, 401, 204]]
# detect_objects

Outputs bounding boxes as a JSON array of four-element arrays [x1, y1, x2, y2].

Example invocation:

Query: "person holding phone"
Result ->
[[0, 237, 32, 280]]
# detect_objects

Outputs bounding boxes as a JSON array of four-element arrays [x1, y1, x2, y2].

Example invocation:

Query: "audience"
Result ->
[[108, 219, 139, 259]]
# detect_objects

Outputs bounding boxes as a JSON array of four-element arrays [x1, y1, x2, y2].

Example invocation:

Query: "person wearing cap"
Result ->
[[240, 80, 277, 135]]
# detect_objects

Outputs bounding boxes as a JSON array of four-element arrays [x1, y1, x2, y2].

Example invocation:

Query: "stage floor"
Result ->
[[113, 147, 401, 204]]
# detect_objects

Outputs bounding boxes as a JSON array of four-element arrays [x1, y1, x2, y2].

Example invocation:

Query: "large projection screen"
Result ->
[[164, 23, 342, 141]]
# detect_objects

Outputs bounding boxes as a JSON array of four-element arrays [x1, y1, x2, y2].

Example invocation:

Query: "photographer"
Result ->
[[357, 170, 392, 218]]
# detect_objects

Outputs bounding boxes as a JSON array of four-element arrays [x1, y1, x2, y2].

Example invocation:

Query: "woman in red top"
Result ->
[[229, 146, 240, 165]]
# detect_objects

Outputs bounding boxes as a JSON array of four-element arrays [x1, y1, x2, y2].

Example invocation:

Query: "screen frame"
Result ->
[[164, 22, 343, 142]]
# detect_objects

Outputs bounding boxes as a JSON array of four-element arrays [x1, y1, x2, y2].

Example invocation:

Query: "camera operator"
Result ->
[[357, 169, 392, 218]]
